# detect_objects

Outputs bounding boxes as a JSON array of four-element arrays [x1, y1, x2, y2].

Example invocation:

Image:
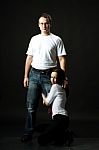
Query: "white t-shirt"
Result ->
[[46, 84, 68, 118], [26, 33, 67, 69]]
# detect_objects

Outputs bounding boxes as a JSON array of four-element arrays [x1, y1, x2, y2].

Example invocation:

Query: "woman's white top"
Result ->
[[46, 84, 68, 118]]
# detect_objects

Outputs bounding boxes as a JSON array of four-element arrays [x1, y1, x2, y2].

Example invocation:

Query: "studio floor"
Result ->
[[0, 136, 99, 150], [0, 118, 99, 150]]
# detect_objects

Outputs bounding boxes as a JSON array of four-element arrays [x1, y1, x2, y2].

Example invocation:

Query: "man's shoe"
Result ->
[[21, 134, 32, 143]]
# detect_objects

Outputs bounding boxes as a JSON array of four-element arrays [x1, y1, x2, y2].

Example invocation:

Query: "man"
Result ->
[[21, 13, 68, 143]]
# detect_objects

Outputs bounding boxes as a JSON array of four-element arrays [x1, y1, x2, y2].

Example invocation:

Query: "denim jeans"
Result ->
[[24, 68, 52, 135]]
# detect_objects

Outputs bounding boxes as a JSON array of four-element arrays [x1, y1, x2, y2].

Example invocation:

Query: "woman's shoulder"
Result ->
[[52, 84, 62, 89]]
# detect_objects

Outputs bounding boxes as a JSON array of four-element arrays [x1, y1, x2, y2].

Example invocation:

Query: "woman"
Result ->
[[38, 68, 73, 146]]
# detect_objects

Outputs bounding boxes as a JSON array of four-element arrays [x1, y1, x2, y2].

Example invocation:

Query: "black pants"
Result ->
[[38, 114, 69, 146]]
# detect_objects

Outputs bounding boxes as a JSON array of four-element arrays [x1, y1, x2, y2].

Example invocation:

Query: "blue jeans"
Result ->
[[24, 68, 52, 135]]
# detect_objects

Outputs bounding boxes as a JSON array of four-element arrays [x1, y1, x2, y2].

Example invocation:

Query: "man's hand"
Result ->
[[23, 77, 29, 88], [62, 79, 69, 88], [62, 80, 70, 98]]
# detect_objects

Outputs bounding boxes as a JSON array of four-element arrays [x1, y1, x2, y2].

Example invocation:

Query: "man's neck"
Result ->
[[41, 32, 50, 36]]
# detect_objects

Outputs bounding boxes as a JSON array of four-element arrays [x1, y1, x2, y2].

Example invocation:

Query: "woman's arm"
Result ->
[[42, 93, 49, 106], [42, 84, 57, 106]]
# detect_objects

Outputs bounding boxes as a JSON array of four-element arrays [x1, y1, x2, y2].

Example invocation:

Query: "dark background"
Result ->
[[0, 0, 99, 137]]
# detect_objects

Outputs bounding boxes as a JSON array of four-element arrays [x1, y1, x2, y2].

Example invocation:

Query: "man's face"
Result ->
[[38, 17, 50, 34]]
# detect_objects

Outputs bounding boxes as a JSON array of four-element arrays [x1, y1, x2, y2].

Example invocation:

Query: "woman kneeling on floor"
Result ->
[[38, 68, 73, 146]]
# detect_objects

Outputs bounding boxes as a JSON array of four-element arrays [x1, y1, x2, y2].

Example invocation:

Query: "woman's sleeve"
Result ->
[[46, 85, 57, 105]]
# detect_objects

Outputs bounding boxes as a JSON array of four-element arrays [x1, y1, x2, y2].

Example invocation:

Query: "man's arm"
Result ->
[[58, 55, 68, 87], [58, 55, 68, 76], [23, 55, 33, 87]]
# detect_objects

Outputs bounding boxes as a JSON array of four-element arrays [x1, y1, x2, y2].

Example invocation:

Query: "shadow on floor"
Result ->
[[0, 118, 99, 150]]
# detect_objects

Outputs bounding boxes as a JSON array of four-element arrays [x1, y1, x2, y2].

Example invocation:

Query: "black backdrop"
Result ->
[[0, 0, 99, 132]]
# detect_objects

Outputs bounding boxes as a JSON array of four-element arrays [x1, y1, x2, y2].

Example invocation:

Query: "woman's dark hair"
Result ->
[[52, 68, 65, 85]]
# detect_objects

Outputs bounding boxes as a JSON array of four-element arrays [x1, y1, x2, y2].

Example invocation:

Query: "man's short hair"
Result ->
[[39, 13, 52, 24]]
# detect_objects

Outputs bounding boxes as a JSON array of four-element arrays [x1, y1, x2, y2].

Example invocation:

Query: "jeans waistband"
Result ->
[[32, 67, 56, 75]]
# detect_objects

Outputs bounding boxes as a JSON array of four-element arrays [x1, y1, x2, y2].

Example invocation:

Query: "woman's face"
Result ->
[[50, 71, 58, 84]]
